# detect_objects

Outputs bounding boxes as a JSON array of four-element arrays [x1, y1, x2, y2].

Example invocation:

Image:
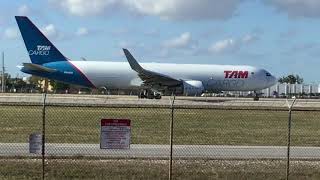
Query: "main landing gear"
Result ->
[[253, 91, 260, 101], [138, 89, 162, 99]]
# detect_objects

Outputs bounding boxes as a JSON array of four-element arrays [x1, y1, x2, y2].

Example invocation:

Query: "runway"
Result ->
[[1, 143, 320, 159], [1, 93, 320, 108]]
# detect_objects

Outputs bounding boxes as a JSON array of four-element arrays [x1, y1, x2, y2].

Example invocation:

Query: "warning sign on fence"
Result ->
[[100, 119, 131, 149]]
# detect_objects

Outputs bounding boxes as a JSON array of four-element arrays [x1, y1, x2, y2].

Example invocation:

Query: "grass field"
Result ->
[[1, 105, 320, 146], [1, 105, 320, 179], [0, 158, 319, 179]]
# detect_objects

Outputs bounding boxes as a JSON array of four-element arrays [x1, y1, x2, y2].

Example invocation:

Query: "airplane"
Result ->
[[15, 16, 277, 100]]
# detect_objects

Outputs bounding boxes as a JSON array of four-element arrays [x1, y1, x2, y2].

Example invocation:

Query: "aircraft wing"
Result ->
[[21, 63, 57, 73], [123, 49, 182, 88]]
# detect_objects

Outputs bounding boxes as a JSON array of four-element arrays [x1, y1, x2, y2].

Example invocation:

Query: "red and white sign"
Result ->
[[100, 119, 131, 149]]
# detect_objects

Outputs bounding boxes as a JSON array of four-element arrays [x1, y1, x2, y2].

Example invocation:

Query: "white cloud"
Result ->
[[76, 27, 89, 36], [242, 34, 258, 43], [49, 0, 119, 16], [163, 32, 195, 49], [41, 24, 57, 37], [18, 4, 30, 16], [208, 34, 258, 54], [3, 28, 19, 39], [49, 0, 242, 20], [209, 38, 238, 54], [118, 40, 132, 48], [266, 0, 320, 18], [40, 24, 66, 40], [125, 0, 242, 20]]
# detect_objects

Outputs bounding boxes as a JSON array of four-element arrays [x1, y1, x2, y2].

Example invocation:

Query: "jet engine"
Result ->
[[182, 80, 204, 96]]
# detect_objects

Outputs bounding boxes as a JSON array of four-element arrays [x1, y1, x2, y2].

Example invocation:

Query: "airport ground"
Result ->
[[1, 93, 320, 179], [2, 93, 320, 108], [1, 104, 320, 145], [1, 158, 320, 179]]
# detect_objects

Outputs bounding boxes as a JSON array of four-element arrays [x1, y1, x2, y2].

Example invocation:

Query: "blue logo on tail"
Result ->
[[15, 16, 67, 65], [16, 16, 96, 88]]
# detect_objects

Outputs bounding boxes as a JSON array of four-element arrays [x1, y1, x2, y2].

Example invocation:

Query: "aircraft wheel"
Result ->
[[155, 94, 162, 99], [138, 91, 145, 99]]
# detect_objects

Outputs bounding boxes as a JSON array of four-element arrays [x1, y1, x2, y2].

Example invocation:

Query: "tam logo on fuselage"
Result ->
[[28, 45, 51, 56], [224, 71, 248, 79]]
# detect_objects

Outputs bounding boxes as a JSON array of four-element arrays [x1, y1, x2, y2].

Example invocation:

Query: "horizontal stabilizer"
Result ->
[[22, 63, 57, 73]]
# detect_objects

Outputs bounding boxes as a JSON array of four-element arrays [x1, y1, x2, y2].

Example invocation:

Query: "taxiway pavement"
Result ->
[[1, 143, 320, 159]]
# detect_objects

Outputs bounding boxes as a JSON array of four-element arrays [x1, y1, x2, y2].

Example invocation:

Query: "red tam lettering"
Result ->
[[238, 71, 248, 78], [230, 71, 238, 78], [224, 71, 232, 78]]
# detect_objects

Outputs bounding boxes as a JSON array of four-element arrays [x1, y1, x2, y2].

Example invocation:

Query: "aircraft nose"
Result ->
[[267, 75, 277, 87]]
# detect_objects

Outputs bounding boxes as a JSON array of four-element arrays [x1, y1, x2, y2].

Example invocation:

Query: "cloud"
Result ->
[[242, 34, 259, 43], [162, 32, 196, 49], [76, 27, 89, 36], [125, 0, 242, 20], [266, 0, 320, 18], [115, 40, 149, 57], [157, 32, 200, 58], [49, 0, 120, 16], [17, 4, 30, 16], [41, 24, 57, 37], [209, 39, 238, 54], [49, 0, 243, 20], [40, 24, 66, 40], [3, 28, 19, 39], [208, 33, 258, 54], [118, 40, 133, 49]]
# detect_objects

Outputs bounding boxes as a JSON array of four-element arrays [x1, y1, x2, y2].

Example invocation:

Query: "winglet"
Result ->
[[123, 49, 144, 73]]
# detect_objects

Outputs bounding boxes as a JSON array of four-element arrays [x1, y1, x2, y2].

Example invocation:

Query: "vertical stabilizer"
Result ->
[[15, 16, 67, 65]]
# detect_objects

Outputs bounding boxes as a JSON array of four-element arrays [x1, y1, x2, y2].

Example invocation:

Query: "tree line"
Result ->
[[0, 74, 90, 93], [278, 74, 303, 84]]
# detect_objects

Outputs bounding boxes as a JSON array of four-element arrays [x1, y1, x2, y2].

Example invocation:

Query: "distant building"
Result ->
[[38, 79, 53, 92], [261, 83, 320, 97]]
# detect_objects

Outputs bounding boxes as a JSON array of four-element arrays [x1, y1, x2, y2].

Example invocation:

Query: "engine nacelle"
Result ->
[[182, 80, 204, 96]]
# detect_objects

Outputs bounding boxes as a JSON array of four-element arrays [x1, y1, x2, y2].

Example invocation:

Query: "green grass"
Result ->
[[1, 105, 320, 146], [0, 159, 320, 180]]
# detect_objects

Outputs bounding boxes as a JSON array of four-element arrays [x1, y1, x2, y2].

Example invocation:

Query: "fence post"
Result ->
[[169, 95, 176, 180], [286, 97, 296, 180], [42, 79, 48, 179]]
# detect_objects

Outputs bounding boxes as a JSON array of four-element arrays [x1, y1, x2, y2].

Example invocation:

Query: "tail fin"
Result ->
[[15, 16, 67, 65]]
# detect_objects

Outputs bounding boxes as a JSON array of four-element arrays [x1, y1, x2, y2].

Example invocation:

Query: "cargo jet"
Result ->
[[15, 16, 277, 99]]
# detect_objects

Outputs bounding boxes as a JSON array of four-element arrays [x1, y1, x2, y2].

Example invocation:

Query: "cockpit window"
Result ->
[[266, 73, 271, 77]]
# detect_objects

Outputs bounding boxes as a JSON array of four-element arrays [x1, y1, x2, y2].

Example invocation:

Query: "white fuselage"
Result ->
[[71, 61, 277, 91]]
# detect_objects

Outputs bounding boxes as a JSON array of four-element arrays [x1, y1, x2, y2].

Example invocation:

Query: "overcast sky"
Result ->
[[1, 0, 320, 83]]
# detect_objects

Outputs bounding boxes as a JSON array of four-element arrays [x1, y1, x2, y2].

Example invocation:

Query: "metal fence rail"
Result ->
[[0, 94, 320, 179]]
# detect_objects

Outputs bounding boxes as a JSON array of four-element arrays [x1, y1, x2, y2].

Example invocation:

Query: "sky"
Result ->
[[1, 0, 320, 83]]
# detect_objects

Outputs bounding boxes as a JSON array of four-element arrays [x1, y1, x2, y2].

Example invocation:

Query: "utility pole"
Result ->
[[1, 52, 4, 93]]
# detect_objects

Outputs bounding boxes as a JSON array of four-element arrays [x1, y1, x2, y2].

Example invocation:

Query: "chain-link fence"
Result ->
[[0, 94, 320, 179]]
